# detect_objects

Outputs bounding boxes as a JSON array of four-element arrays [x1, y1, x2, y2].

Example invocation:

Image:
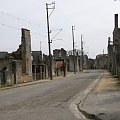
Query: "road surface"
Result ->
[[0, 70, 102, 120]]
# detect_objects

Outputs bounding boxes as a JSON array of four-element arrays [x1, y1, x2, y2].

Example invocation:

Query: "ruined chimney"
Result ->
[[115, 14, 118, 28], [108, 37, 111, 45]]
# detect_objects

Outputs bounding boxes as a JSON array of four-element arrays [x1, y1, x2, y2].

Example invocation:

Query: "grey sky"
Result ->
[[0, 0, 120, 58]]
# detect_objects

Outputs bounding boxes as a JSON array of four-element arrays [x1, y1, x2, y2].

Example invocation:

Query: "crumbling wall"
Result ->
[[112, 14, 120, 75], [68, 55, 79, 72], [0, 58, 14, 86], [94, 54, 108, 69], [12, 60, 22, 84], [11, 28, 32, 83], [21, 28, 32, 82], [43, 54, 49, 79]]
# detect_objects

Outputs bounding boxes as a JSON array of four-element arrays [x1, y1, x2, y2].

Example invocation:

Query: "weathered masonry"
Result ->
[[0, 28, 33, 86], [12, 28, 32, 83], [112, 14, 120, 75], [0, 52, 14, 85], [53, 48, 67, 76], [107, 14, 120, 76], [32, 51, 48, 80], [21, 28, 32, 82]]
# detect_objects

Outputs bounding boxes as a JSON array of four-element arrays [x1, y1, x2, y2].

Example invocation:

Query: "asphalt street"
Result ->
[[0, 70, 102, 120]]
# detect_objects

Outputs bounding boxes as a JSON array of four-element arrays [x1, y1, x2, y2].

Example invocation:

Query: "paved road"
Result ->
[[0, 70, 102, 120]]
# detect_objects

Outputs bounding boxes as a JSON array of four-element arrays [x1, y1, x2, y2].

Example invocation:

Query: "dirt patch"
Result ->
[[94, 72, 120, 92]]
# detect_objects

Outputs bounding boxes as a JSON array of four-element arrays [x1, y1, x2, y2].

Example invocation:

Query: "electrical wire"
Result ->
[[0, 21, 47, 37], [0, 22, 20, 30], [0, 10, 41, 27]]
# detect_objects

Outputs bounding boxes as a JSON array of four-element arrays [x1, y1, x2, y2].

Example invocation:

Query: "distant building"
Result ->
[[53, 48, 67, 76], [67, 55, 79, 72], [88, 58, 95, 69], [32, 51, 48, 80], [108, 37, 114, 73], [67, 53, 89, 72], [94, 54, 108, 69], [82, 55, 89, 70]]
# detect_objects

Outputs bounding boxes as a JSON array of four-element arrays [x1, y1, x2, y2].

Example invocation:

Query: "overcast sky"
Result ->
[[0, 0, 120, 58]]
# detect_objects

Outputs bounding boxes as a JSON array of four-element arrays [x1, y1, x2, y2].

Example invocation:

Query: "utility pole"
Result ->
[[40, 41, 41, 51], [103, 49, 104, 55], [72, 26, 76, 74], [46, 2, 55, 80], [39, 41, 41, 61], [81, 35, 83, 71]]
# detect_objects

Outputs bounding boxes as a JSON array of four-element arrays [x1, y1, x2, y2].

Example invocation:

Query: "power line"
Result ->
[[0, 10, 41, 27], [0, 22, 20, 30], [51, 29, 62, 41], [0, 10, 49, 37], [30, 31, 47, 37], [0, 21, 47, 37]]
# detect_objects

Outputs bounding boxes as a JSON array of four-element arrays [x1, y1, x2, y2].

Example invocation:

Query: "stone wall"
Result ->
[[94, 54, 108, 69], [0, 58, 14, 86], [68, 55, 79, 72], [53, 48, 67, 76], [12, 60, 22, 84], [107, 14, 120, 75], [12, 28, 32, 83], [21, 28, 32, 82], [88, 58, 95, 69]]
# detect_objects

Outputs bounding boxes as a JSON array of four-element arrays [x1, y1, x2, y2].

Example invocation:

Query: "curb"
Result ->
[[0, 80, 50, 91], [78, 73, 104, 120], [0, 72, 75, 91], [70, 72, 104, 120]]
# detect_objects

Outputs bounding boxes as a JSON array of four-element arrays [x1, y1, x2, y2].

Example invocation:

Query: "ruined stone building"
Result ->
[[32, 51, 48, 80], [0, 28, 32, 86], [94, 54, 108, 69], [88, 58, 95, 69], [112, 14, 120, 75], [0, 27, 99, 86], [43, 54, 49, 79], [107, 14, 120, 76], [12, 28, 32, 83], [82, 55, 89, 70], [67, 54, 89, 72], [53, 48, 90, 76], [0, 52, 14, 85], [53, 48, 67, 76], [67, 55, 79, 72], [108, 37, 114, 73], [95, 14, 120, 72]]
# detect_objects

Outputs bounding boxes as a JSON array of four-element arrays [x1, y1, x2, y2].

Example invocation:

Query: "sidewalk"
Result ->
[[0, 72, 74, 90], [81, 71, 120, 120]]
